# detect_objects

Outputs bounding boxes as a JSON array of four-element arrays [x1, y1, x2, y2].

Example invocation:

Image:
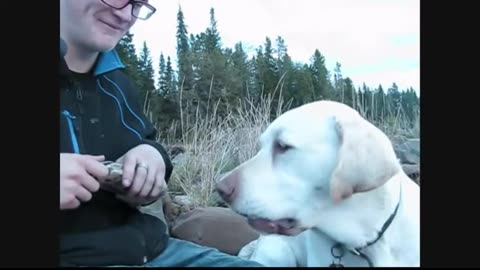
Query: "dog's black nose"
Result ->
[[279, 218, 297, 229], [215, 172, 239, 204], [215, 180, 236, 204]]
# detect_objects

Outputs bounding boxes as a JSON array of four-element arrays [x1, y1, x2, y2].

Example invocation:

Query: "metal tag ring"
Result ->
[[331, 244, 345, 259]]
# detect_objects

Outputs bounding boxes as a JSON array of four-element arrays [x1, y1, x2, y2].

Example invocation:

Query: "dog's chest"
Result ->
[[297, 231, 372, 267]]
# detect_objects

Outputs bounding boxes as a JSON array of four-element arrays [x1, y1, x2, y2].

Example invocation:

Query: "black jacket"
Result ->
[[60, 48, 173, 266]]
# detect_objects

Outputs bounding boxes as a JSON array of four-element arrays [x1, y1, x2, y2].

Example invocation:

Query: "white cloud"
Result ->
[[130, 0, 419, 95]]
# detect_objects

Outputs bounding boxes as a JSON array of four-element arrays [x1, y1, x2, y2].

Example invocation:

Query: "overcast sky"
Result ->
[[130, 0, 419, 95]]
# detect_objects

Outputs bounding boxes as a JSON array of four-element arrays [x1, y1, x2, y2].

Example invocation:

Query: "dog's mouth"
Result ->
[[245, 216, 306, 236]]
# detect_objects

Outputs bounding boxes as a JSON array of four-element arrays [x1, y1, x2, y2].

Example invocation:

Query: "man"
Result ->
[[59, 0, 263, 267]]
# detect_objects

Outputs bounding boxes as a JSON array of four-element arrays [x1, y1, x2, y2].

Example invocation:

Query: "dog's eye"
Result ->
[[275, 141, 293, 153]]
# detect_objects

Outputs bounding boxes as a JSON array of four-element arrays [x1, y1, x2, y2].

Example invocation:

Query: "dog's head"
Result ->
[[215, 100, 402, 236]]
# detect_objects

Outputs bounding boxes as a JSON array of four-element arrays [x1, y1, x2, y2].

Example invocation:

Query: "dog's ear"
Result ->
[[329, 113, 402, 204]]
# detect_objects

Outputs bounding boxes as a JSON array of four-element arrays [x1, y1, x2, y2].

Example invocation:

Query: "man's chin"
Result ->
[[96, 40, 119, 53], [90, 34, 123, 53]]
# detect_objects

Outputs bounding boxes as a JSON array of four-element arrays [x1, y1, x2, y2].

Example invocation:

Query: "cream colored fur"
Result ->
[[216, 100, 420, 267]]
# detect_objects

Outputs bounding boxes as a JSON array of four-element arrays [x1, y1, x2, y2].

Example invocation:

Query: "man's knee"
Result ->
[[148, 237, 264, 267]]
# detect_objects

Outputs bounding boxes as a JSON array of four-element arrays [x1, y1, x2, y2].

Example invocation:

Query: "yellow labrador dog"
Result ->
[[215, 100, 419, 267]]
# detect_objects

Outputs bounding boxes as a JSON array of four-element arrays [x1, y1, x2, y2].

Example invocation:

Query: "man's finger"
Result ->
[[121, 155, 136, 187], [139, 167, 156, 197], [150, 172, 166, 198], [78, 174, 100, 193], [75, 185, 93, 202], [83, 158, 109, 180], [83, 155, 105, 162], [66, 197, 81, 209], [129, 165, 148, 196]]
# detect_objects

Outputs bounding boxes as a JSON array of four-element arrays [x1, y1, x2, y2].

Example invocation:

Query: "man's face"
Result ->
[[60, 0, 138, 52]]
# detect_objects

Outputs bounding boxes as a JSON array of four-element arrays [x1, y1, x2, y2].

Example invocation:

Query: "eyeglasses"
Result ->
[[101, 0, 156, 20]]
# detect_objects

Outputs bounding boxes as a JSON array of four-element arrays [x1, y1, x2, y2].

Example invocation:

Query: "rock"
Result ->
[[402, 164, 420, 176], [161, 194, 182, 225], [173, 195, 194, 208], [394, 138, 420, 164], [165, 144, 188, 166], [391, 135, 408, 146], [169, 145, 186, 158], [171, 152, 187, 166], [402, 164, 420, 184], [211, 190, 228, 207]]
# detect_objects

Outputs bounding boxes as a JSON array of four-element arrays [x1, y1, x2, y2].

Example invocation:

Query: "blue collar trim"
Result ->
[[94, 49, 125, 76]]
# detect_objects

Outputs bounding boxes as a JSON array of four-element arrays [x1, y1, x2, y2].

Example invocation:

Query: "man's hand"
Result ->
[[114, 144, 167, 206], [60, 153, 109, 210]]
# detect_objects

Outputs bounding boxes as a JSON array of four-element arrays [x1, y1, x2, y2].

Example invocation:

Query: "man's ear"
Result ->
[[329, 113, 402, 204]]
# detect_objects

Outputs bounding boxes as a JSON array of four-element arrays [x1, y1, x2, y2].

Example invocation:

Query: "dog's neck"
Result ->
[[354, 182, 402, 251], [315, 172, 404, 254]]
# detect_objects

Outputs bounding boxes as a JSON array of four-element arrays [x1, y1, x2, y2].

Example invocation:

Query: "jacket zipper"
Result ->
[[62, 110, 80, 153], [97, 77, 143, 140], [76, 86, 85, 115], [76, 87, 83, 101], [141, 236, 148, 264]]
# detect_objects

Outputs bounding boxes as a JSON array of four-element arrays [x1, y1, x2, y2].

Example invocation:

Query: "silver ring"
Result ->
[[136, 162, 149, 171]]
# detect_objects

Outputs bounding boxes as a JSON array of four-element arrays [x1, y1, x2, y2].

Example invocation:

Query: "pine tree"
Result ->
[[247, 55, 261, 102], [205, 7, 222, 53], [362, 83, 373, 119], [333, 62, 344, 102], [342, 77, 355, 108], [176, 5, 194, 92], [115, 32, 140, 90], [274, 36, 295, 104], [165, 56, 176, 95], [375, 84, 386, 121], [158, 53, 167, 96], [309, 49, 332, 100], [253, 46, 265, 99], [387, 82, 401, 115], [137, 41, 155, 111], [252, 37, 279, 108], [289, 64, 314, 108], [229, 42, 250, 99], [401, 87, 419, 124], [151, 54, 179, 135]]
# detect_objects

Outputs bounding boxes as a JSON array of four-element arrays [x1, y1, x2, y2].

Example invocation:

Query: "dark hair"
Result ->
[[60, 38, 68, 57], [59, 38, 70, 77]]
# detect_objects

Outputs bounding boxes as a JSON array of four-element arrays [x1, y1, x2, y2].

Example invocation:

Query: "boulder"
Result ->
[[402, 163, 420, 185], [394, 138, 420, 164]]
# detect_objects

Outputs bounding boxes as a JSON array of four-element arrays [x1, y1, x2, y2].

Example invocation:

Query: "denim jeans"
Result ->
[[101, 237, 258, 267]]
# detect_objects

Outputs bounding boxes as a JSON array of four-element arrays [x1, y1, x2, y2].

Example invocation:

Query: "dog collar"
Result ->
[[329, 181, 403, 267]]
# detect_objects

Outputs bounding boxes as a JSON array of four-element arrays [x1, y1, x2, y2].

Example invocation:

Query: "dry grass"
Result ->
[[158, 92, 288, 208], [147, 85, 419, 209], [354, 93, 420, 140]]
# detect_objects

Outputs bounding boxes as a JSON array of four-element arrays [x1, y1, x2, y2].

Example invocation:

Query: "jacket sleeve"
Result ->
[[141, 121, 174, 184], [120, 74, 174, 185], [137, 104, 174, 207]]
